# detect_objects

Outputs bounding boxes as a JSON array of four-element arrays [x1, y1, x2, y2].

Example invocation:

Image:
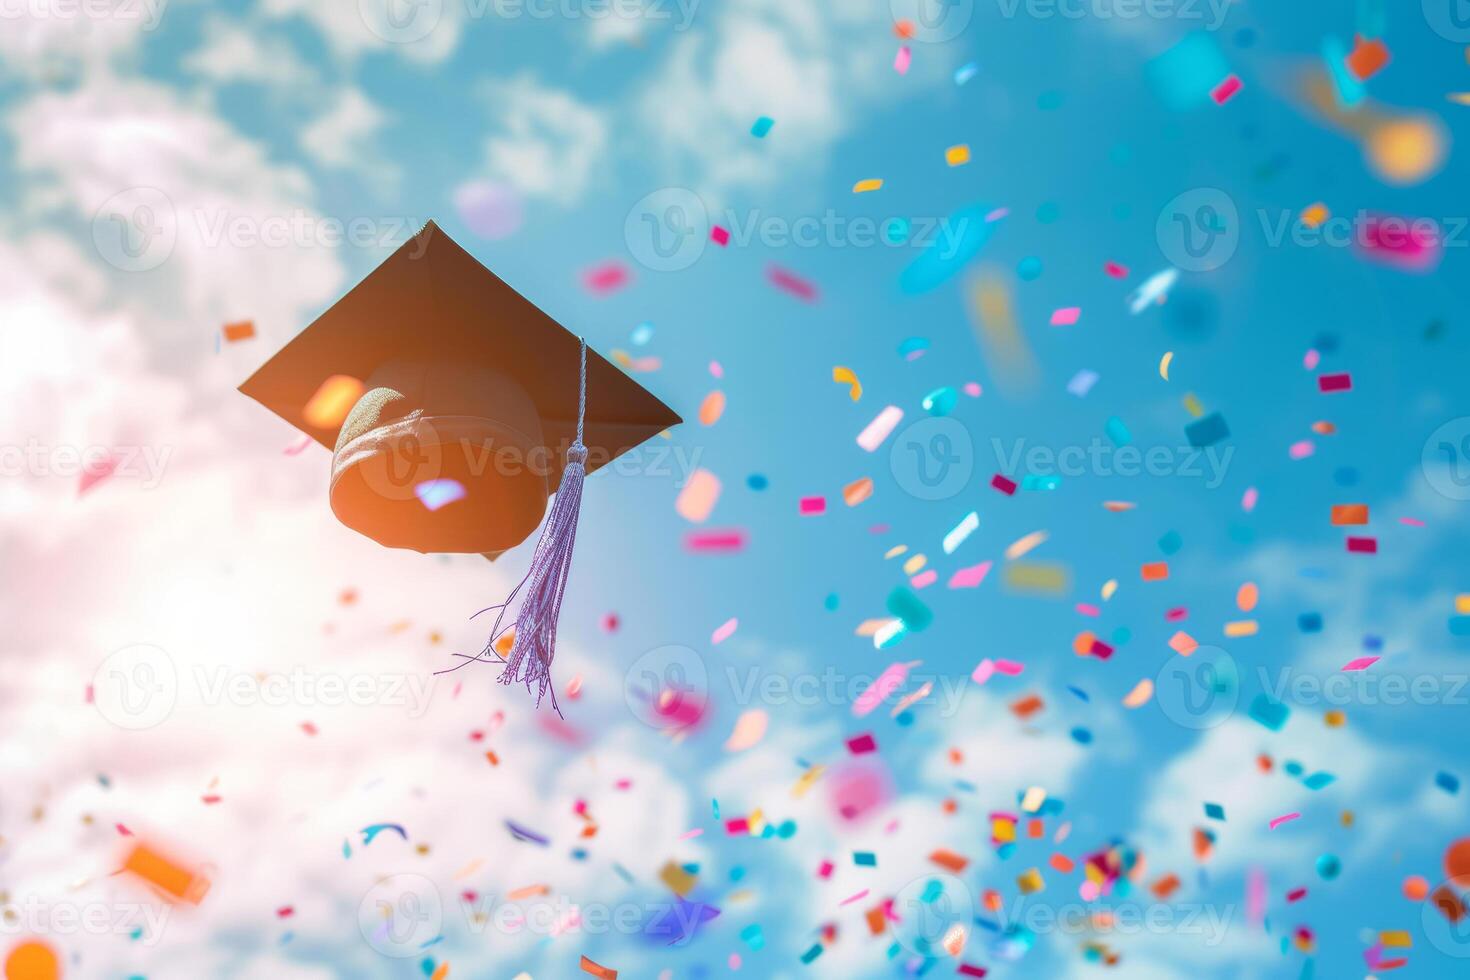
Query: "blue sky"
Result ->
[[2, 0, 1470, 978]]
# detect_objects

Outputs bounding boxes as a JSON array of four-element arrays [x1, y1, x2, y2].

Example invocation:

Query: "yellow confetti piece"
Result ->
[[792, 764, 825, 797], [966, 267, 1038, 394], [1159, 351, 1173, 380], [659, 860, 697, 896], [1456, 593, 1470, 614], [302, 374, 366, 429], [832, 365, 862, 401], [842, 477, 874, 507], [1101, 579, 1118, 600], [1300, 202, 1330, 228], [945, 144, 970, 166], [1020, 787, 1047, 813], [884, 544, 909, 560], [1003, 561, 1071, 595], [903, 553, 928, 575], [1449, 92, 1470, 105], [855, 618, 893, 636], [853, 178, 883, 193], [1183, 393, 1204, 418], [1381, 930, 1412, 948], [1224, 620, 1259, 638], [992, 817, 1016, 843], [1017, 867, 1045, 894], [1102, 501, 1136, 512], [1325, 709, 1346, 727], [1005, 530, 1048, 560], [1122, 678, 1154, 708], [698, 390, 726, 426]]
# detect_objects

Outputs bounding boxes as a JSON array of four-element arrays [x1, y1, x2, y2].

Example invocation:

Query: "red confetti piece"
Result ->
[[991, 474, 1018, 495], [710, 225, 730, 246], [766, 264, 819, 302], [1318, 372, 1352, 392], [1346, 536, 1378, 554], [846, 733, 878, 754], [1211, 74, 1243, 104]]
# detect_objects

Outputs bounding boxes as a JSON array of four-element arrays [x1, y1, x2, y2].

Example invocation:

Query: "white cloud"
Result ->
[[182, 15, 320, 90], [478, 74, 610, 206], [260, 0, 463, 64], [298, 87, 398, 193], [0, 0, 168, 80]]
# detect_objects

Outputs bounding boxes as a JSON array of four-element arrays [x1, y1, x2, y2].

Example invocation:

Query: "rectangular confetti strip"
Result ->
[[857, 406, 904, 451]]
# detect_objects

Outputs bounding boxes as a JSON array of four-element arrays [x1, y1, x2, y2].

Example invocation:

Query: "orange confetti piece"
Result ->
[[1236, 582, 1259, 612], [507, 884, 550, 901], [698, 390, 726, 426], [1168, 631, 1199, 656], [1345, 35, 1390, 81], [302, 374, 365, 430], [675, 469, 721, 523], [1300, 202, 1330, 228], [4, 941, 59, 980], [1050, 853, 1075, 873], [1331, 504, 1369, 525], [852, 178, 883, 193], [120, 842, 210, 904], [843, 477, 874, 507], [221, 320, 255, 342], [1140, 562, 1169, 581], [1010, 694, 1045, 719], [1224, 620, 1259, 638], [930, 849, 969, 872], [580, 955, 618, 979]]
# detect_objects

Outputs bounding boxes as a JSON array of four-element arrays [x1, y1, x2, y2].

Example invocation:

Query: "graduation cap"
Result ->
[[240, 220, 681, 710]]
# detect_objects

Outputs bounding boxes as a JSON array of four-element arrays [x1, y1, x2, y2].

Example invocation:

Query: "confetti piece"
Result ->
[[767, 264, 818, 302], [1140, 562, 1169, 582], [1005, 530, 1048, 560], [857, 406, 904, 451], [1067, 370, 1100, 397], [1346, 536, 1378, 554], [711, 618, 738, 645], [948, 561, 992, 589], [1185, 412, 1230, 447], [832, 366, 862, 401], [698, 391, 726, 426], [846, 733, 877, 754], [854, 660, 919, 717], [724, 710, 768, 752], [842, 478, 874, 507], [1342, 656, 1381, 671], [954, 62, 977, 85], [581, 261, 631, 294], [121, 842, 210, 904], [222, 320, 255, 342], [1301, 202, 1330, 228], [1122, 679, 1154, 708], [799, 496, 827, 516], [945, 144, 971, 166], [685, 529, 746, 554], [750, 116, 773, 137], [1346, 35, 1390, 81], [943, 512, 979, 554], [710, 225, 729, 246], [1332, 503, 1369, 525], [302, 375, 366, 429], [899, 203, 1002, 294], [1050, 307, 1081, 326], [675, 470, 721, 523], [1211, 74, 1243, 104], [580, 955, 618, 979], [1128, 267, 1178, 313], [894, 46, 911, 74], [1160, 351, 1173, 380], [1103, 260, 1129, 278], [1269, 812, 1301, 830], [1318, 372, 1353, 392]]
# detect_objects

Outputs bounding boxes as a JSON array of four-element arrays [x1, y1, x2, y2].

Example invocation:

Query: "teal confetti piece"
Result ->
[[922, 386, 958, 416], [800, 943, 823, 964], [750, 116, 774, 138], [1248, 693, 1290, 731], [886, 587, 933, 632], [853, 851, 877, 867], [741, 923, 765, 950], [1204, 802, 1225, 820], [1104, 416, 1132, 446]]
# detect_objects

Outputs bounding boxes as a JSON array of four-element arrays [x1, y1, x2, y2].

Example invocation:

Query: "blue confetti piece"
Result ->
[[1436, 771, 1461, 794], [747, 473, 768, 490], [1104, 416, 1132, 446], [740, 923, 765, 950], [750, 116, 774, 138], [1185, 412, 1230, 447], [1067, 685, 1090, 702], [1303, 771, 1336, 791], [954, 62, 978, 85], [415, 478, 466, 512], [1204, 802, 1226, 820], [1316, 854, 1341, 880], [1021, 474, 1061, 491], [922, 386, 959, 416], [887, 586, 933, 632], [853, 851, 877, 867], [1248, 693, 1290, 731], [1298, 612, 1323, 633], [899, 203, 1002, 294], [1070, 727, 1093, 744]]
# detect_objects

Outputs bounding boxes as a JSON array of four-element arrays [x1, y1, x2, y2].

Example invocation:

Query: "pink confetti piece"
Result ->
[[283, 436, 313, 456], [709, 360, 724, 378], [947, 560, 992, 589], [994, 659, 1024, 675], [1075, 603, 1100, 617], [799, 495, 827, 515], [1318, 372, 1352, 393], [675, 469, 722, 523], [684, 529, 747, 553], [1246, 868, 1267, 925], [891, 681, 932, 717], [1268, 812, 1301, 831], [1242, 487, 1258, 511], [711, 617, 739, 645], [839, 889, 870, 907], [971, 660, 996, 685], [1303, 349, 1320, 370], [846, 732, 878, 754], [985, 207, 1009, 222], [894, 46, 911, 74], [1286, 887, 1307, 903], [1342, 656, 1381, 671], [678, 828, 704, 841], [1346, 536, 1378, 554], [854, 660, 920, 717], [910, 569, 938, 589], [962, 382, 982, 397], [710, 225, 730, 246], [1288, 440, 1315, 459], [991, 474, 1017, 495], [1399, 516, 1425, 527], [817, 859, 834, 879], [857, 406, 904, 451], [581, 260, 631, 294], [1211, 73, 1243, 104], [77, 453, 120, 495], [1049, 307, 1081, 326], [1103, 261, 1129, 279], [767, 264, 818, 302]]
